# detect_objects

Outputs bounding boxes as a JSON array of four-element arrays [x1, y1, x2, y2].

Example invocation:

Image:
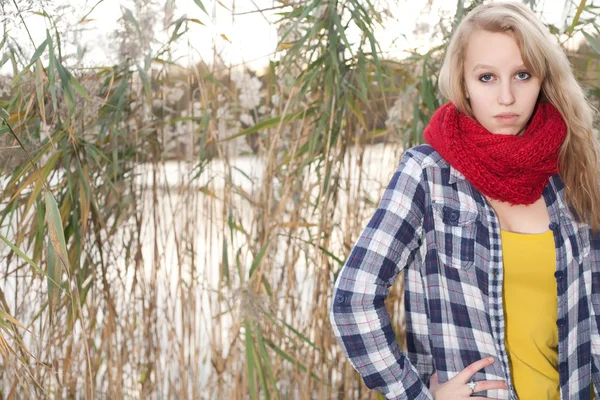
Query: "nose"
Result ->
[[498, 81, 515, 106]]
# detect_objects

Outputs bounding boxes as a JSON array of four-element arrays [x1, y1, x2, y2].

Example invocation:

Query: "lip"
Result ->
[[494, 113, 519, 124]]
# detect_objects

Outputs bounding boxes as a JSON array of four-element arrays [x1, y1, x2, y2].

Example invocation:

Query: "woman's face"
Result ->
[[463, 30, 542, 135]]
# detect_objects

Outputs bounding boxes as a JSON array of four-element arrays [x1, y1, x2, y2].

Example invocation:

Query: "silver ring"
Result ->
[[467, 381, 477, 394]]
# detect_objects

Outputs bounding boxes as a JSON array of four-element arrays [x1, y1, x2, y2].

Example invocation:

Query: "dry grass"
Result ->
[[0, 0, 597, 399]]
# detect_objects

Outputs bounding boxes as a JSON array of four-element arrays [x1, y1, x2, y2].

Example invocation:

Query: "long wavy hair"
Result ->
[[438, 1, 600, 230]]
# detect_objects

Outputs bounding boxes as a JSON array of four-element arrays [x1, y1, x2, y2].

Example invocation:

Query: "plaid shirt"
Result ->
[[330, 144, 600, 399]]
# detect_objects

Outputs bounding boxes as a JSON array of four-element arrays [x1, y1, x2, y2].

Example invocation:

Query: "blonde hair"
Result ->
[[438, 1, 600, 230]]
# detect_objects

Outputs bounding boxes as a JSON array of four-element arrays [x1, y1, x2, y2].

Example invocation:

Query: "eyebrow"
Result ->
[[472, 63, 527, 72]]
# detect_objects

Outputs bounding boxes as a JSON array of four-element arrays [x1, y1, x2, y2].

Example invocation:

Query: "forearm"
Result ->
[[331, 278, 432, 399], [329, 148, 431, 398]]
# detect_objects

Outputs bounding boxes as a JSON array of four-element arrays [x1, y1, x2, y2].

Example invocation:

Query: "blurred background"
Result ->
[[0, 0, 598, 398]]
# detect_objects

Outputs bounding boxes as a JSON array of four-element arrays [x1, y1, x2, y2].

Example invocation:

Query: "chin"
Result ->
[[489, 129, 518, 135], [488, 124, 523, 136]]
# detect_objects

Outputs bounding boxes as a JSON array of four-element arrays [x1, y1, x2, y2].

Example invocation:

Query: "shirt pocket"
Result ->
[[431, 201, 479, 271], [560, 213, 591, 263], [577, 224, 591, 260]]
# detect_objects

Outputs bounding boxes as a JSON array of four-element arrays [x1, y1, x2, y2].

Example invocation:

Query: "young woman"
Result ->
[[330, 2, 600, 399]]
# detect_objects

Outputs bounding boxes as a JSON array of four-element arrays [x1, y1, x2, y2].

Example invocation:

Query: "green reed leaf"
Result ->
[[193, 0, 208, 14], [583, 31, 600, 55], [46, 30, 57, 113], [254, 326, 277, 398], [47, 236, 61, 321], [29, 38, 48, 66], [244, 321, 258, 400], [568, 0, 588, 35], [263, 338, 322, 381], [248, 240, 270, 279], [44, 192, 71, 273], [0, 231, 63, 291], [122, 6, 142, 39]]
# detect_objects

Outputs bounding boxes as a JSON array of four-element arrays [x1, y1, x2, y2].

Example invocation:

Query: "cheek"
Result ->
[[469, 103, 495, 131], [518, 86, 541, 112], [468, 94, 492, 120], [468, 86, 494, 105], [525, 89, 541, 106], [518, 79, 541, 101]]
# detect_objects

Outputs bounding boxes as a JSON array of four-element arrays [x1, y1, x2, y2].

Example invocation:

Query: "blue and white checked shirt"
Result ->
[[330, 144, 600, 399]]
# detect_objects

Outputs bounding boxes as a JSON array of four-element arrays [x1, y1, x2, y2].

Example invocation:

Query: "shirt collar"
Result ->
[[448, 165, 465, 185], [448, 167, 574, 223]]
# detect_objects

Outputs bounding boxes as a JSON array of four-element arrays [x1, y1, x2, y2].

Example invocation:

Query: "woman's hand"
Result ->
[[430, 357, 509, 399]]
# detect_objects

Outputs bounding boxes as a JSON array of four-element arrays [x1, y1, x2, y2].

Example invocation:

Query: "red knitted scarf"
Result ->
[[424, 102, 567, 205]]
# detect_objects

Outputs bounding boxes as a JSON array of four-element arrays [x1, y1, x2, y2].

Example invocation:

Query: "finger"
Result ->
[[455, 357, 495, 383], [470, 380, 509, 393], [429, 372, 439, 389]]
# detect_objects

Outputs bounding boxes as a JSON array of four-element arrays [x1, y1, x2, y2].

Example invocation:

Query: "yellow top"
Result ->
[[501, 229, 560, 400]]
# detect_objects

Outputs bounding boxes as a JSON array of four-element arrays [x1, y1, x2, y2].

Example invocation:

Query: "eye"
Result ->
[[516, 71, 531, 80], [479, 74, 494, 83]]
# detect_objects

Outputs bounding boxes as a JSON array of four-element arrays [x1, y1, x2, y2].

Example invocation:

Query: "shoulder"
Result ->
[[402, 144, 450, 169], [403, 145, 478, 211], [400, 144, 454, 182], [393, 145, 462, 206]]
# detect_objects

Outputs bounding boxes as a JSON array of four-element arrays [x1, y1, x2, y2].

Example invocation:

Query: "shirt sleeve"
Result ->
[[590, 227, 600, 399], [329, 149, 432, 399]]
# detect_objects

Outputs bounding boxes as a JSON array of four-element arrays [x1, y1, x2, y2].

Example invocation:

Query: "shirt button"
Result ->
[[449, 210, 459, 222], [493, 270, 498, 278], [556, 318, 566, 328], [549, 222, 559, 231], [335, 294, 346, 304], [554, 270, 564, 280]]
